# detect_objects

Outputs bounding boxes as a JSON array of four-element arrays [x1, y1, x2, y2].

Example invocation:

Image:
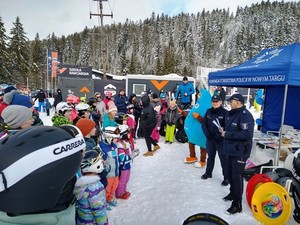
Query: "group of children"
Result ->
[[73, 95, 141, 225], [70, 89, 190, 224], [75, 119, 135, 225], [144, 92, 182, 156], [0, 87, 186, 225]]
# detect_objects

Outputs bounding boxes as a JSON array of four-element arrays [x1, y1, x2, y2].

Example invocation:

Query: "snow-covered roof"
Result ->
[[126, 74, 195, 81]]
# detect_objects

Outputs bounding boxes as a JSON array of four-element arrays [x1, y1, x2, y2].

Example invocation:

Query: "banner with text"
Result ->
[[47, 49, 60, 78], [59, 65, 92, 79]]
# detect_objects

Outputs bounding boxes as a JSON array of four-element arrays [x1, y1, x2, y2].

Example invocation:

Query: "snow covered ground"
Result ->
[[40, 109, 297, 225]]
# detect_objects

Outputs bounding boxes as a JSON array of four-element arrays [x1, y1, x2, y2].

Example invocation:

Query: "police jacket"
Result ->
[[223, 105, 254, 158], [140, 95, 157, 129], [202, 106, 227, 142]]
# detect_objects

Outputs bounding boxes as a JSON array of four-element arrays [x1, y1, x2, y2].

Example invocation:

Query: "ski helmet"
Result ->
[[115, 112, 128, 125], [75, 102, 90, 117], [274, 168, 293, 178], [277, 176, 292, 190], [80, 150, 104, 174], [103, 126, 120, 144], [264, 171, 280, 182], [160, 93, 167, 99], [127, 104, 134, 110], [75, 102, 89, 111], [56, 101, 73, 115], [0, 125, 85, 214], [119, 124, 129, 136], [66, 94, 80, 104], [183, 213, 229, 225], [87, 97, 97, 106]]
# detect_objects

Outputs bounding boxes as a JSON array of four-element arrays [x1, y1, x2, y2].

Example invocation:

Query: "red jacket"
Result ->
[[0, 102, 8, 116]]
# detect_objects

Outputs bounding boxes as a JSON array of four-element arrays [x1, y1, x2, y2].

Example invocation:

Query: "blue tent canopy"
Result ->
[[209, 43, 300, 87], [208, 43, 300, 165]]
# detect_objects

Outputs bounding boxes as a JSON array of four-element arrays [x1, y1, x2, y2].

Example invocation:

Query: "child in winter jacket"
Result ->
[[45, 98, 52, 116], [165, 101, 181, 144], [76, 118, 108, 188], [151, 105, 162, 143], [74, 150, 108, 225], [125, 104, 136, 150], [115, 125, 132, 199], [76, 118, 96, 151], [99, 126, 121, 209]]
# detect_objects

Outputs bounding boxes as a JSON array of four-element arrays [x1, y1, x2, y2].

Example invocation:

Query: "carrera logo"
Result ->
[[53, 139, 85, 155]]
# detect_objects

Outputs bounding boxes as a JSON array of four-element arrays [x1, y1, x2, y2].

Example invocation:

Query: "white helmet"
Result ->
[[103, 126, 121, 138], [118, 124, 129, 136], [56, 102, 73, 115], [75, 102, 90, 112], [80, 150, 104, 174], [103, 126, 120, 144]]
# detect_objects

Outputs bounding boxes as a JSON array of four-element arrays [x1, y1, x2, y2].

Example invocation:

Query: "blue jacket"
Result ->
[[175, 82, 195, 104], [99, 140, 119, 178], [114, 94, 129, 114], [102, 113, 117, 130], [223, 106, 254, 158]]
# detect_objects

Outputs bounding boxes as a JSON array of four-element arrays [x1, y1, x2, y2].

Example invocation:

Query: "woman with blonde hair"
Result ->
[[103, 103, 118, 130]]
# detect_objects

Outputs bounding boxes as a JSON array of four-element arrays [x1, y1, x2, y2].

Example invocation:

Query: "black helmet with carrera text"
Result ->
[[0, 125, 85, 214]]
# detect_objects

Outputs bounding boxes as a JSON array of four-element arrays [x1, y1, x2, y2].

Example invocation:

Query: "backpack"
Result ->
[[175, 129, 188, 143]]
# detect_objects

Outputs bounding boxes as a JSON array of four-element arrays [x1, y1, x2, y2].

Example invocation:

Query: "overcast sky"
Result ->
[[0, 0, 287, 40]]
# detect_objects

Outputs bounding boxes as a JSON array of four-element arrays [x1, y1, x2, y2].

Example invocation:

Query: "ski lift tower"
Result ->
[[90, 0, 113, 80]]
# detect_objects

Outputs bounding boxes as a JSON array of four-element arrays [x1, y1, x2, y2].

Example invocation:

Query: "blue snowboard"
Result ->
[[184, 89, 211, 148]]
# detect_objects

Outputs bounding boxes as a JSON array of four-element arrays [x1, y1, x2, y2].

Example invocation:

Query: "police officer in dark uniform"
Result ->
[[219, 94, 254, 215], [201, 95, 229, 186]]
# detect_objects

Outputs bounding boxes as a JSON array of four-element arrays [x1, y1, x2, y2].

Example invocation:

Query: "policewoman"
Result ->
[[201, 95, 228, 186], [219, 94, 254, 215]]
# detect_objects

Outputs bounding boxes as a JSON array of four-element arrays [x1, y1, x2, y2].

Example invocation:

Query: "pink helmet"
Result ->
[[66, 94, 80, 104]]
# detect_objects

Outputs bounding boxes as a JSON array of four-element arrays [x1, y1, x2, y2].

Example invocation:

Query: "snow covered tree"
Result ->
[[8, 17, 30, 85], [29, 33, 45, 89], [77, 27, 91, 66], [0, 17, 10, 82]]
